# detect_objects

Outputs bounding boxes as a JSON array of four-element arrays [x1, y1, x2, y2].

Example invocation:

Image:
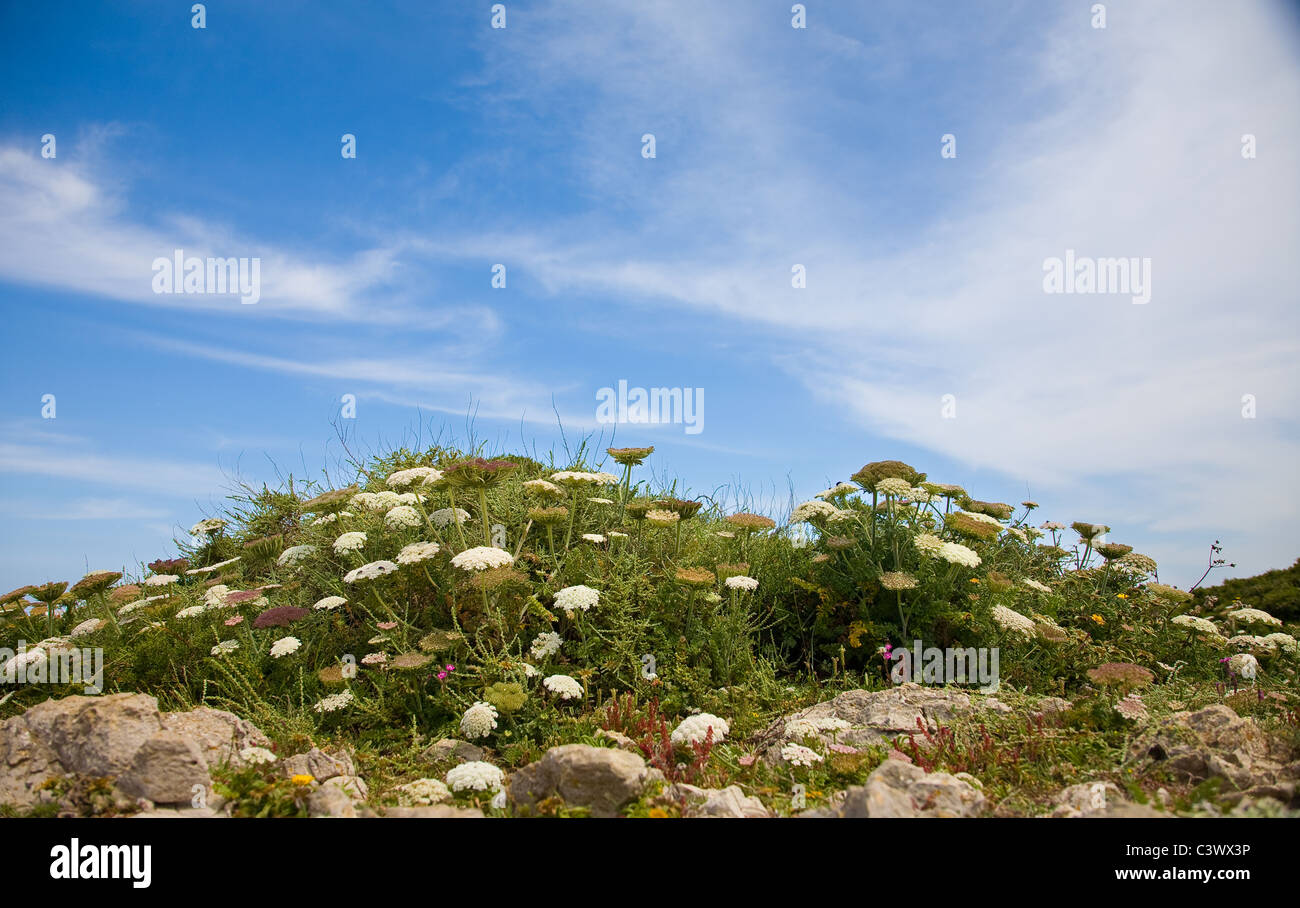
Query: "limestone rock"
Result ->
[[509, 744, 655, 817], [803, 759, 985, 818], [663, 783, 771, 818], [421, 738, 484, 766]]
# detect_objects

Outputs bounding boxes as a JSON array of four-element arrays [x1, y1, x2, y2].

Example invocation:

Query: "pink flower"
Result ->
[[436, 671, 448, 681], [377, 621, 397, 630], [738, 754, 756, 767], [829, 743, 858, 754], [224, 615, 244, 626], [445, 664, 455, 671]]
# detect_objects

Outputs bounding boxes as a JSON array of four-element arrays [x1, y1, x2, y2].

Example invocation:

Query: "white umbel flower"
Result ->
[[344, 560, 399, 583], [313, 595, 347, 611], [791, 500, 838, 523], [190, 518, 226, 536], [780, 743, 824, 767], [1022, 578, 1053, 594], [724, 575, 758, 592], [874, 478, 912, 497], [173, 605, 205, 619], [530, 631, 562, 659], [387, 467, 443, 488], [384, 505, 422, 530], [542, 674, 584, 700], [1172, 615, 1221, 636], [913, 533, 945, 556], [1228, 607, 1281, 627], [395, 777, 452, 805], [270, 636, 302, 658], [239, 746, 277, 765], [450, 546, 514, 572], [1228, 653, 1259, 680], [333, 531, 367, 554], [445, 761, 504, 792], [670, 713, 729, 747], [429, 507, 471, 528], [396, 541, 441, 564], [460, 701, 499, 739], [143, 574, 179, 587], [554, 585, 600, 615], [991, 605, 1036, 639], [938, 542, 981, 568], [550, 471, 619, 486], [313, 690, 355, 713], [210, 640, 239, 656], [70, 618, 105, 638], [277, 544, 316, 566]]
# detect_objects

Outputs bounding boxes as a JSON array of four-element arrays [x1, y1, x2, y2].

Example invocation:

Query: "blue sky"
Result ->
[[1, 0, 1298, 592]]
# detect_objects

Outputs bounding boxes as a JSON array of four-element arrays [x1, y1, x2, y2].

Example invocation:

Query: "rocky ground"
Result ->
[[3, 685, 1295, 819]]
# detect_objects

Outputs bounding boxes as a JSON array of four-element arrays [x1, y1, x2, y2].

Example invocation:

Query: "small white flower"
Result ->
[[190, 518, 226, 536], [991, 605, 1036, 639], [790, 500, 838, 523], [313, 595, 347, 611], [1229, 653, 1259, 680], [450, 546, 514, 572], [1022, 578, 1053, 594], [332, 531, 367, 554], [429, 507, 471, 528], [313, 690, 355, 713], [270, 636, 302, 658], [239, 746, 277, 765], [361, 651, 388, 665], [780, 743, 824, 767], [542, 674, 584, 700], [530, 631, 562, 659], [210, 640, 239, 656], [143, 574, 179, 587], [460, 701, 499, 739], [445, 761, 504, 792], [70, 618, 105, 638], [1172, 615, 1221, 636], [384, 505, 423, 530], [938, 542, 981, 568], [395, 777, 452, 805], [553, 585, 600, 615], [277, 544, 316, 566], [396, 541, 441, 565], [173, 605, 206, 620], [386, 467, 444, 488], [670, 713, 729, 747], [581, 533, 607, 544], [344, 560, 399, 583], [724, 575, 758, 592], [1228, 607, 1281, 627]]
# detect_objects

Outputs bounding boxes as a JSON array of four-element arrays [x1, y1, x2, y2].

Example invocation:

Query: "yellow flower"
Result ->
[[648, 808, 669, 818], [1116, 593, 1128, 599], [969, 578, 980, 584], [291, 774, 315, 786], [1090, 614, 1105, 625]]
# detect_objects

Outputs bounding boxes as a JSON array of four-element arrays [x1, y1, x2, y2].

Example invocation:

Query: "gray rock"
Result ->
[[510, 744, 656, 817], [804, 759, 985, 818], [0, 693, 274, 811], [281, 747, 354, 782], [117, 732, 210, 805], [421, 738, 484, 765], [663, 783, 771, 818]]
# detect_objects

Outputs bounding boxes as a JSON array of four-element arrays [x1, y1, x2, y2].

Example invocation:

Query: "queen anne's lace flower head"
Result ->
[[313, 690, 355, 713], [530, 631, 562, 659], [239, 746, 277, 765], [396, 541, 441, 564], [460, 701, 499, 739], [670, 713, 729, 747], [429, 507, 471, 528], [277, 544, 316, 566], [790, 500, 838, 523], [554, 585, 600, 615], [190, 518, 226, 536], [173, 605, 205, 619], [270, 636, 302, 658], [333, 531, 367, 554], [913, 533, 945, 556], [938, 542, 981, 568], [210, 639, 239, 656], [874, 477, 913, 497], [387, 467, 443, 489], [1022, 578, 1053, 594], [445, 761, 504, 792], [1172, 614, 1220, 636], [450, 546, 514, 572], [725, 575, 759, 592], [384, 505, 423, 530], [542, 674, 584, 700], [781, 743, 824, 767], [991, 605, 1036, 639], [313, 595, 347, 611], [70, 618, 105, 638], [1228, 607, 1281, 627], [344, 560, 399, 583], [395, 777, 452, 805]]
